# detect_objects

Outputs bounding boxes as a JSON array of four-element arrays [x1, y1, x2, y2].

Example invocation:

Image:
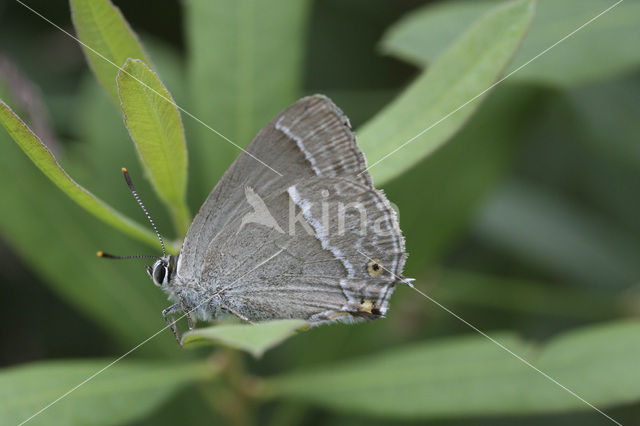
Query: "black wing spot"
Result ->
[[367, 259, 383, 277]]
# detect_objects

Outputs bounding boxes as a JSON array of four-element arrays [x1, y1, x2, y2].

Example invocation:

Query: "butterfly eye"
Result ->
[[152, 262, 168, 286]]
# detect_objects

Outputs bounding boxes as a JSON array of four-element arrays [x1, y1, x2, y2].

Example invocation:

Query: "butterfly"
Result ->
[[104, 95, 407, 343]]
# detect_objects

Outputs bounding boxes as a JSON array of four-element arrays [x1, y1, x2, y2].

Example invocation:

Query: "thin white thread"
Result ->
[[16, 292, 210, 423], [361, 0, 624, 176], [355, 249, 621, 426], [13, 0, 626, 424], [409, 284, 622, 425], [14, 0, 283, 178], [17, 306, 196, 425]]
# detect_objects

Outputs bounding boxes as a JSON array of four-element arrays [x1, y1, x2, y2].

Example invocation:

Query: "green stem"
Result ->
[[199, 349, 256, 426]]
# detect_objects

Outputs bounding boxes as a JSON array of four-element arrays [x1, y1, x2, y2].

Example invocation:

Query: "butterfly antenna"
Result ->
[[97, 251, 160, 260], [121, 167, 167, 257]]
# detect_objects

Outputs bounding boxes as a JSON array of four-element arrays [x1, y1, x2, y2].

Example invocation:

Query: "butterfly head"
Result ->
[[146, 255, 177, 287]]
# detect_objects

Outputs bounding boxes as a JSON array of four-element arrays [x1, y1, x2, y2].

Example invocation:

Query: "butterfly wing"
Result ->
[[202, 177, 405, 322], [177, 95, 406, 322], [178, 95, 370, 281]]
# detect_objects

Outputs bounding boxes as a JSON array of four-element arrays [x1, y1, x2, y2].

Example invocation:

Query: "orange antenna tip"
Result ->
[[97, 251, 105, 257], [121, 167, 128, 173]]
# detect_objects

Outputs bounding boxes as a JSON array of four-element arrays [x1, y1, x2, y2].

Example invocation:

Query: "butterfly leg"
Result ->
[[219, 300, 254, 324], [162, 303, 182, 345], [177, 295, 195, 330]]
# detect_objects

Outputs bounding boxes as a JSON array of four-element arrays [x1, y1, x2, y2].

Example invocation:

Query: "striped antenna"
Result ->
[[96, 251, 160, 260], [121, 167, 166, 257], [96, 167, 167, 261]]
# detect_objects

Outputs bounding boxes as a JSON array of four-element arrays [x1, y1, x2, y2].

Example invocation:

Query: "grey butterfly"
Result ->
[[145, 95, 407, 342]]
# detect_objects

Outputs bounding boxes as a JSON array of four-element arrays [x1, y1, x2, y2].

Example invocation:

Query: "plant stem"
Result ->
[[199, 349, 256, 426]]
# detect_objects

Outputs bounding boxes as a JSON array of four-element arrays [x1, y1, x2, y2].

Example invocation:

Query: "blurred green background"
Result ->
[[1, 0, 639, 425]]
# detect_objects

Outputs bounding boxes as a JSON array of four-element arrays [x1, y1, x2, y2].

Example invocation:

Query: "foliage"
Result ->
[[266, 320, 640, 417], [117, 58, 190, 235], [359, 0, 534, 184], [181, 319, 308, 358], [0, 100, 163, 250], [382, 0, 640, 88], [0, 0, 639, 425], [0, 360, 213, 426]]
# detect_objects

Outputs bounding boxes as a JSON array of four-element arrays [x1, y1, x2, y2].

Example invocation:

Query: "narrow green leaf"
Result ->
[[533, 320, 640, 411], [381, 0, 492, 66], [266, 333, 530, 417], [68, 43, 184, 243], [382, 0, 640, 88], [359, 0, 535, 185], [383, 84, 535, 267], [182, 319, 308, 358], [118, 59, 190, 235], [0, 99, 169, 251], [266, 320, 640, 418], [184, 0, 311, 194], [0, 360, 212, 426], [70, 0, 151, 103]]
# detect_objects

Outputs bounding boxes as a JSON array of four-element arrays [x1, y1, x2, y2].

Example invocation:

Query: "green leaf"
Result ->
[[184, 0, 311, 195], [359, 0, 535, 185], [265, 320, 640, 418], [382, 84, 536, 267], [381, 0, 493, 67], [118, 59, 190, 236], [382, 0, 640, 88], [0, 99, 168, 251], [182, 319, 308, 358], [0, 360, 212, 426], [70, 0, 151, 103], [67, 42, 186, 242]]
